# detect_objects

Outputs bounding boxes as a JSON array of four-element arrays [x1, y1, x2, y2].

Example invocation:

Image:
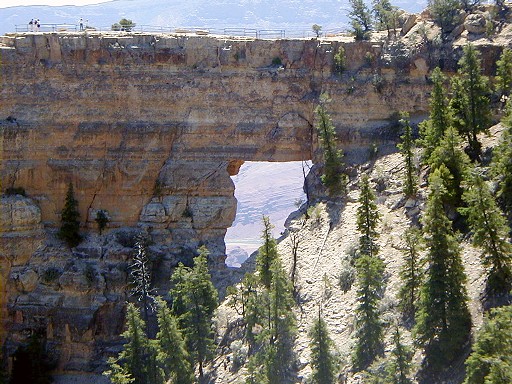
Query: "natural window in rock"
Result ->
[[225, 161, 311, 267]]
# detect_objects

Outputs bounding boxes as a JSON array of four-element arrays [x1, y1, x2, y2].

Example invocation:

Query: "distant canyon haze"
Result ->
[[0, 0, 426, 35]]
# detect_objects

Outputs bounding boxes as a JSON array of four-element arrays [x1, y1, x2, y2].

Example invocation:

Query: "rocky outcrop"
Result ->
[[0, 24, 507, 379]]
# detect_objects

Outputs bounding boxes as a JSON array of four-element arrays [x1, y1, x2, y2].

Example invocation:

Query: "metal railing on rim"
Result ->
[[13, 24, 348, 39], [15, 23, 78, 32]]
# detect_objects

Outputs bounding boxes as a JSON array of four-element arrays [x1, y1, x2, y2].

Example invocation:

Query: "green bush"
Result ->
[[271, 57, 283, 66], [84, 264, 96, 286], [42, 267, 62, 284], [333, 46, 346, 75], [95, 210, 109, 235]]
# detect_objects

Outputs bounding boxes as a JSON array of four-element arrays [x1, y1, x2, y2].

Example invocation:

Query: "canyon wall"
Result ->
[[0, 29, 499, 378]]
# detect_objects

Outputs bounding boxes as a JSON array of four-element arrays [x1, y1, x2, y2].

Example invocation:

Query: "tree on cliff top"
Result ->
[[112, 18, 136, 32], [58, 183, 82, 248], [349, 0, 373, 40], [428, 0, 463, 34]]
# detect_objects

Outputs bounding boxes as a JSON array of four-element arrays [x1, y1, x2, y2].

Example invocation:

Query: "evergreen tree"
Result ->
[[414, 169, 471, 369], [372, 0, 399, 36], [385, 326, 413, 384], [232, 273, 261, 348], [418, 67, 451, 163], [352, 254, 385, 371], [58, 182, 82, 247], [460, 170, 512, 297], [496, 47, 512, 98], [464, 304, 512, 384], [105, 303, 158, 384], [428, 126, 471, 210], [349, 0, 373, 40], [170, 246, 218, 380], [397, 227, 425, 320], [256, 216, 280, 289], [260, 258, 297, 382], [428, 0, 462, 33], [130, 233, 156, 333], [450, 44, 491, 160], [154, 298, 195, 384], [397, 112, 417, 197], [315, 95, 347, 196], [309, 309, 337, 384], [245, 218, 297, 383], [356, 175, 380, 258], [491, 101, 512, 225]]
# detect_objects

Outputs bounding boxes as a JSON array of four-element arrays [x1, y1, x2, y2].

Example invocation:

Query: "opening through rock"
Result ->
[[225, 160, 311, 267]]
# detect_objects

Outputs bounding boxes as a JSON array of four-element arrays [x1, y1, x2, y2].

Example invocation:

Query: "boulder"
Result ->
[[465, 13, 487, 34], [401, 14, 417, 35]]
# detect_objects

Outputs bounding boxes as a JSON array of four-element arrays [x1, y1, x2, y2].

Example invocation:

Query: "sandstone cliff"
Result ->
[[0, 8, 509, 379]]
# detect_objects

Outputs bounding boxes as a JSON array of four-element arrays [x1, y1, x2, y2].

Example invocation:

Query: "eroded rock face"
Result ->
[[0, 30, 504, 378]]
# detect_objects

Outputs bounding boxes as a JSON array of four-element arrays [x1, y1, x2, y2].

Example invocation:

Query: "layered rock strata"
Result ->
[[0, 30, 503, 377]]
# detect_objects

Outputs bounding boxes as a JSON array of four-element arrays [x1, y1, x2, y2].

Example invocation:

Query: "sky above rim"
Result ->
[[0, 0, 111, 7]]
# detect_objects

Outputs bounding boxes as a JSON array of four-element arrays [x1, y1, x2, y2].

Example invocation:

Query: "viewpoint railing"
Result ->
[[15, 23, 78, 32], [14, 23, 347, 39]]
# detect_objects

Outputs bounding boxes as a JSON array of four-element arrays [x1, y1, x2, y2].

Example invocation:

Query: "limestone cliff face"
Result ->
[[0, 28, 503, 377]]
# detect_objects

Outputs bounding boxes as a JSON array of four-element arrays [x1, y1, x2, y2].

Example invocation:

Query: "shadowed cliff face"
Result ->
[[0, 31, 437, 377]]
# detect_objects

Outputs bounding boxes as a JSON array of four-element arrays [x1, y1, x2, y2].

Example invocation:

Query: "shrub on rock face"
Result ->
[[95, 210, 109, 235], [58, 183, 82, 248]]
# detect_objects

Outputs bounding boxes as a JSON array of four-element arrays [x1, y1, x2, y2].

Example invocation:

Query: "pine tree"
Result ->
[[428, 0, 463, 33], [349, 0, 373, 39], [496, 47, 512, 98], [309, 309, 337, 384], [491, 101, 512, 225], [170, 246, 218, 380], [154, 298, 194, 384], [315, 95, 347, 196], [104, 303, 158, 384], [256, 216, 279, 289], [418, 67, 450, 163], [450, 44, 491, 160], [232, 273, 261, 348], [372, 0, 398, 33], [260, 258, 297, 383], [245, 219, 297, 383], [428, 126, 471, 210], [414, 169, 471, 369], [460, 170, 512, 297], [464, 304, 512, 384], [356, 175, 380, 258], [385, 326, 413, 384], [58, 182, 82, 247], [397, 112, 417, 197], [130, 233, 156, 333], [352, 254, 385, 371], [397, 227, 425, 320]]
